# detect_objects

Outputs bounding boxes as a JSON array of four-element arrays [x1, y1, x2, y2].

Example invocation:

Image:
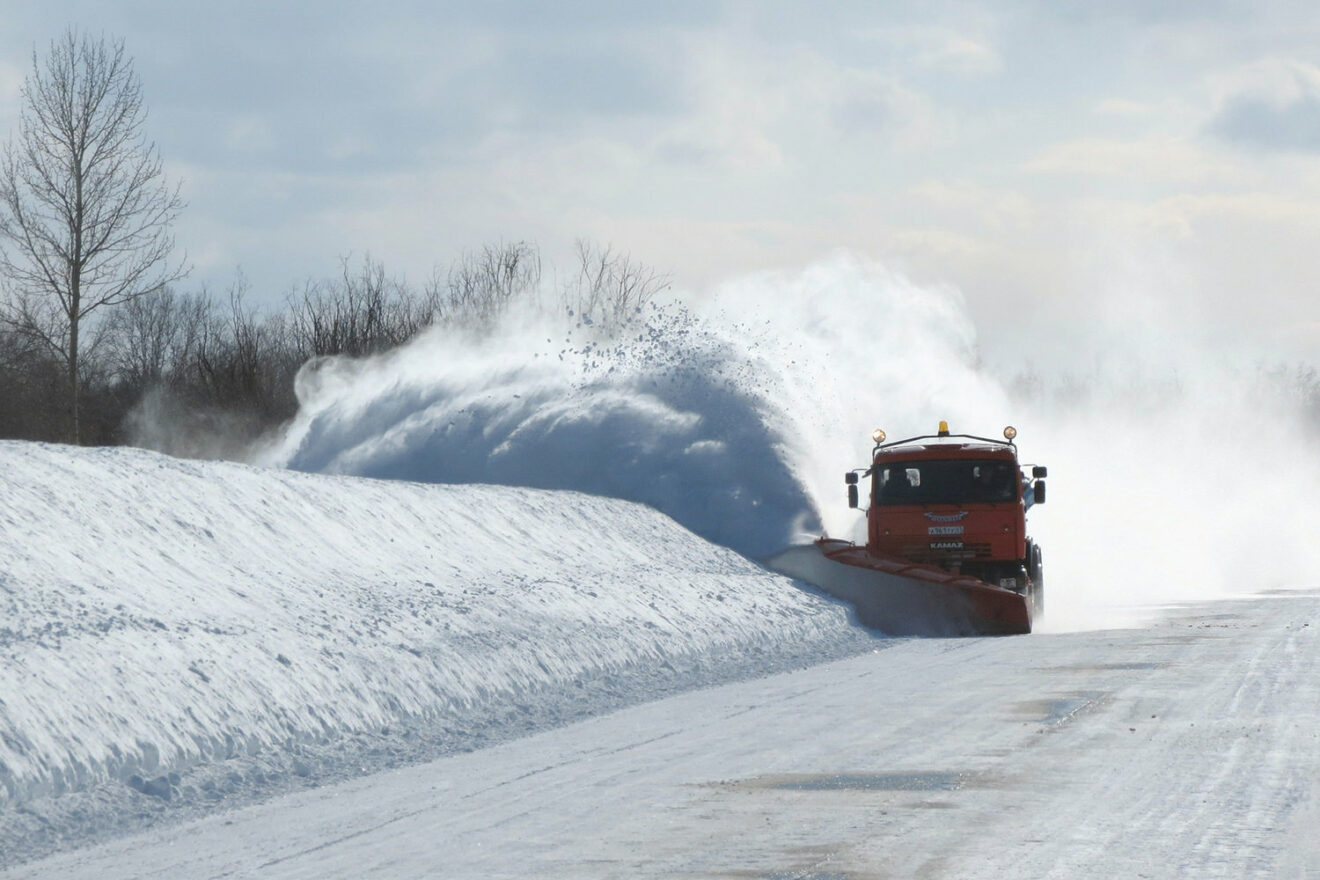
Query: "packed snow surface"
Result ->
[[11, 591, 1320, 878], [0, 441, 863, 828]]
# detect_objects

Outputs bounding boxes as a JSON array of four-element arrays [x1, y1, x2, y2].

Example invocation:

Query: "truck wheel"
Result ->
[[1029, 543, 1045, 617]]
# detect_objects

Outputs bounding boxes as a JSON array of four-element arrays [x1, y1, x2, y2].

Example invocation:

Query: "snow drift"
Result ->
[[0, 441, 860, 810]]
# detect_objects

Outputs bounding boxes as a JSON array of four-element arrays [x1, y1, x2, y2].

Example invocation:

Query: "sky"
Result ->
[[2, 0, 1320, 369]]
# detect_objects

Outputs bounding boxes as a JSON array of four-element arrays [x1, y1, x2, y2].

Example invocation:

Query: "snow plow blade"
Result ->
[[767, 538, 1033, 637]]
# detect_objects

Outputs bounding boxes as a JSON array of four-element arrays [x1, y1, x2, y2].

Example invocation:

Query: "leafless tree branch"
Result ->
[[0, 28, 187, 442]]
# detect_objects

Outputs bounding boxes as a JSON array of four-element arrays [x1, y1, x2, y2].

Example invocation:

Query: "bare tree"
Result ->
[[442, 241, 541, 331], [104, 285, 183, 388], [0, 29, 186, 442], [564, 240, 669, 333], [0, 324, 65, 439], [287, 254, 426, 358]]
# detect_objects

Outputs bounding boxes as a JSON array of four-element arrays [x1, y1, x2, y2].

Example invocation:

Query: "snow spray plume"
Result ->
[[260, 306, 813, 558], [259, 254, 1002, 559], [262, 253, 1320, 630], [126, 386, 278, 462], [1013, 339, 1320, 631]]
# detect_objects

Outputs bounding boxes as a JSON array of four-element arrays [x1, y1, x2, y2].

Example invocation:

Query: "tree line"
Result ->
[[0, 30, 667, 451], [0, 240, 668, 450]]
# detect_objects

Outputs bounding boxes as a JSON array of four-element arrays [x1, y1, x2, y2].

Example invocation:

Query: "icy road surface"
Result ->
[[9, 591, 1319, 879]]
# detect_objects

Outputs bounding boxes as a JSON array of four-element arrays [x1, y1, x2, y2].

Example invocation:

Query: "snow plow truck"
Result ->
[[771, 422, 1047, 636]]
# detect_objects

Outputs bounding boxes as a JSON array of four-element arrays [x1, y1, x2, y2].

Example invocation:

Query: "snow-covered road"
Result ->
[[11, 590, 1318, 879]]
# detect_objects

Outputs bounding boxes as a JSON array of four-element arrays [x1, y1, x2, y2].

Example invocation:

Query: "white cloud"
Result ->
[[223, 115, 278, 155], [892, 227, 996, 263], [1025, 136, 1251, 184], [906, 181, 1036, 233], [1143, 191, 1320, 229], [1207, 58, 1320, 152], [0, 58, 20, 94], [828, 69, 953, 150], [858, 26, 1002, 75], [1210, 57, 1320, 110], [1093, 97, 1161, 117], [646, 36, 792, 171], [647, 33, 957, 170]]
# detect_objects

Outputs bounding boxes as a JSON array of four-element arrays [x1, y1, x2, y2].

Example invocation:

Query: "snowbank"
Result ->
[[0, 441, 857, 808]]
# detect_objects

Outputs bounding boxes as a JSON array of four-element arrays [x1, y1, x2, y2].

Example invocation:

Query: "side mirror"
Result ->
[[1032, 465, 1047, 478], [848, 484, 859, 509], [1033, 479, 1046, 504], [845, 472, 859, 484]]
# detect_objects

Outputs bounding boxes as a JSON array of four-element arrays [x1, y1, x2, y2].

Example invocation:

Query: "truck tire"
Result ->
[[1029, 542, 1045, 617]]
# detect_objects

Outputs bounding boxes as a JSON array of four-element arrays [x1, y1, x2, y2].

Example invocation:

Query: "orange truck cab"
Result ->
[[845, 422, 1047, 613]]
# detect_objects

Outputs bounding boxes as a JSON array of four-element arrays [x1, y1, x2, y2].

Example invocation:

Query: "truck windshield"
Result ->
[[875, 459, 1019, 506]]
